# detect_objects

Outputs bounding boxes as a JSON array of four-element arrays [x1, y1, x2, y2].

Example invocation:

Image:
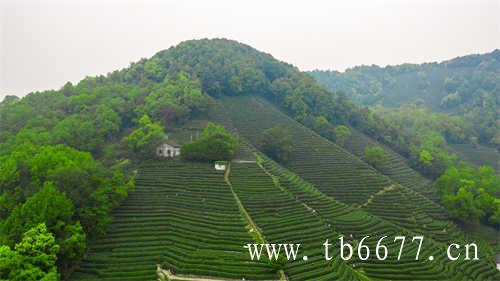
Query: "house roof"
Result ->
[[163, 140, 181, 148]]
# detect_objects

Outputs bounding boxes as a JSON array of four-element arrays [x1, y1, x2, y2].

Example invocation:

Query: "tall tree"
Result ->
[[181, 122, 239, 161], [259, 125, 293, 163], [334, 125, 351, 146], [0, 224, 60, 281], [123, 115, 166, 159]]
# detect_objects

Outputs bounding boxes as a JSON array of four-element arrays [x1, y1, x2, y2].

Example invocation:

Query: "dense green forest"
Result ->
[[0, 39, 498, 280], [309, 50, 499, 156], [309, 50, 499, 114]]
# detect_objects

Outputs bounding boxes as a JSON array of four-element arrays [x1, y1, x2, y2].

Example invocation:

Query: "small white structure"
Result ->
[[214, 161, 227, 171], [157, 141, 181, 158]]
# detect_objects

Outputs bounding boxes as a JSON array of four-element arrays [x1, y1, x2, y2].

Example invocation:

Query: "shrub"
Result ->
[[363, 146, 386, 166], [334, 125, 351, 146], [181, 122, 238, 161], [259, 125, 292, 163], [436, 164, 499, 227], [123, 115, 165, 159]]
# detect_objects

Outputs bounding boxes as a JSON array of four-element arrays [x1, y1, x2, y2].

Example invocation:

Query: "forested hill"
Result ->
[[309, 50, 499, 111], [0, 38, 389, 279], [309, 50, 500, 156], [1, 38, 499, 280], [0, 38, 380, 176]]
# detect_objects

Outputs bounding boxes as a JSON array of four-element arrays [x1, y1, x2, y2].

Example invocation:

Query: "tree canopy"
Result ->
[[309, 50, 499, 164], [259, 125, 293, 163], [363, 146, 387, 167], [0, 224, 59, 281], [123, 115, 166, 159], [181, 122, 239, 161], [0, 144, 132, 276], [436, 164, 499, 227], [334, 125, 351, 147]]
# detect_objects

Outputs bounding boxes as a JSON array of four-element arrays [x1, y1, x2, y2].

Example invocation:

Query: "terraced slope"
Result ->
[[338, 123, 498, 252], [217, 96, 488, 244], [70, 96, 498, 280], [230, 162, 369, 281], [218, 96, 390, 206], [254, 153, 499, 281], [70, 152, 498, 280], [451, 143, 500, 171], [70, 161, 276, 281], [344, 128, 440, 202]]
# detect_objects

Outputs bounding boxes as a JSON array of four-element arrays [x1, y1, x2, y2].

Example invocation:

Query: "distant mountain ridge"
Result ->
[[308, 49, 499, 149], [309, 49, 499, 110]]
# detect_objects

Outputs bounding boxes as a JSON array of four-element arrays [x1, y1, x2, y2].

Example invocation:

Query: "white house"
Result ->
[[214, 161, 227, 171], [157, 141, 181, 158]]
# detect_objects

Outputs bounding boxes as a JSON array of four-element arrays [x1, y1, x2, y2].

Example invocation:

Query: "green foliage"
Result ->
[[0, 95, 20, 106], [2, 182, 71, 241], [363, 146, 386, 166], [137, 72, 213, 126], [0, 224, 59, 281], [440, 92, 461, 108], [310, 115, 335, 139], [0, 102, 33, 133], [259, 125, 292, 163], [0, 144, 132, 276], [52, 115, 102, 153], [436, 164, 499, 227], [181, 122, 239, 161], [309, 50, 500, 150], [0, 144, 131, 234], [334, 125, 351, 146], [369, 106, 462, 177], [123, 115, 166, 159], [147, 38, 364, 132], [1, 38, 497, 279], [1, 182, 86, 270], [418, 150, 434, 166], [411, 133, 458, 177]]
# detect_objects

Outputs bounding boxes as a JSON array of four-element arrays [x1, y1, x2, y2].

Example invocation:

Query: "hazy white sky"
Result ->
[[1, 0, 499, 98]]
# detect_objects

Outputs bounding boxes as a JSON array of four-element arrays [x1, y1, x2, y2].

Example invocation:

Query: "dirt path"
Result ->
[[225, 162, 288, 281], [233, 160, 257, 163], [153, 163, 286, 281], [159, 267, 278, 281], [361, 184, 398, 207], [224, 162, 265, 243]]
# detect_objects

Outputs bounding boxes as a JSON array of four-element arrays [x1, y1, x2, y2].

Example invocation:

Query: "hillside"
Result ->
[[68, 91, 500, 280], [71, 153, 499, 280], [1, 39, 498, 280], [308, 50, 500, 163], [71, 161, 276, 281], [215, 96, 470, 240], [451, 143, 499, 171], [308, 50, 500, 112]]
